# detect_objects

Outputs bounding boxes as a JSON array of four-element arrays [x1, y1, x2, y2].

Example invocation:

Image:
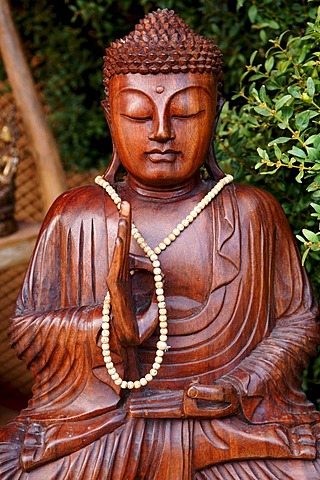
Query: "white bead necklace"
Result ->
[[95, 173, 233, 390]]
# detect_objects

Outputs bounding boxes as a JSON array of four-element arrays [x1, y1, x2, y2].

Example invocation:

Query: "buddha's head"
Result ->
[[102, 9, 224, 189]]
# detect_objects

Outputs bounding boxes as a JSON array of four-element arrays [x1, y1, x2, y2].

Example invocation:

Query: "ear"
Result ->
[[101, 99, 111, 124], [213, 96, 225, 131], [103, 148, 122, 183]]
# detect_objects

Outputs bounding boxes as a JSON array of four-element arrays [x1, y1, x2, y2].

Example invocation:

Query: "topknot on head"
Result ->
[[103, 9, 223, 101]]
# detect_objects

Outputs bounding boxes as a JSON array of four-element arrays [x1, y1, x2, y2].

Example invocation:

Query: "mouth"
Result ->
[[146, 149, 180, 163]]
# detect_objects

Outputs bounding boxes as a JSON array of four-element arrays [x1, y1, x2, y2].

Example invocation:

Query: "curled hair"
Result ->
[[103, 9, 223, 103]]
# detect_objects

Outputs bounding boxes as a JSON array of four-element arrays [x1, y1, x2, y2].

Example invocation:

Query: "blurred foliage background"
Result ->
[[1, 0, 319, 405]]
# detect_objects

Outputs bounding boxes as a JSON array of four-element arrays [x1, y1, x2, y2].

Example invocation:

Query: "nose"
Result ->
[[148, 115, 175, 143]]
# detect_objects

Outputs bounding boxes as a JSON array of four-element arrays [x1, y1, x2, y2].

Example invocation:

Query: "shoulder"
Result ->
[[230, 182, 285, 218], [219, 182, 289, 234], [41, 184, 117, 229]]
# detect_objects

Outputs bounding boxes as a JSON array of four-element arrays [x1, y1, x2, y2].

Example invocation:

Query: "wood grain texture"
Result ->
[[0, 8, 319, 479]]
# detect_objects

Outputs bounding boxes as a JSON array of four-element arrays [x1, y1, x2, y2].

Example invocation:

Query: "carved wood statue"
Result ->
[[0, 9, 319, 479]]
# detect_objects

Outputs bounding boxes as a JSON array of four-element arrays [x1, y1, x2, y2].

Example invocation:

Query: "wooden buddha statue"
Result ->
[[0, 9, 319, 480]]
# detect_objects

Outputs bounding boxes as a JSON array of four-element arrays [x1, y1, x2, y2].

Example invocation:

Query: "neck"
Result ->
[[127, 174, 202, 200]]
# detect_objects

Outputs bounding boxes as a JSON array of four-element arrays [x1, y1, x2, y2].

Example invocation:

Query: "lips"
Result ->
[[147, 149, 180, 163]]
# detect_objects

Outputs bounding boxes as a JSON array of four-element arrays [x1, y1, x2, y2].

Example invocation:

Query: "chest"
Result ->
[[127, 201, 213, 316]]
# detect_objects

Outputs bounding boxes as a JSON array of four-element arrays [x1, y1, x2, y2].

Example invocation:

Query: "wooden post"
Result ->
[[0, 0, 67, 212]]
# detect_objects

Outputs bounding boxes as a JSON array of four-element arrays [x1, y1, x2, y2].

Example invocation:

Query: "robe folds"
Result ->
[[0, 181, 320, 479]]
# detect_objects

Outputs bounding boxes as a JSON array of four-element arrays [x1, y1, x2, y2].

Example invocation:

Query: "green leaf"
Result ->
[[257, 148, 269, 160], [260, 29, 267, 43], [248, 4, 258, 23], [275, 94, 292, 111], [288, 86, 301, 98], [254, 106, 271, 116], [249, 50, 258, 65], [288, 146, 306, 158], [282, 106, 294, 120], [306, 77, 315, 98], [265, 56, 274, 73], [302, 229, 320, 243], [305, 135, 318, 145], [259, 85, 268, 102], [296, 170, 304, 182], [296, 235, 306, 243], [274, 144, 282, 160], [268, 137, 291, 146], [311, 203, 320, 214], [295, 111, 312, 130], [301, 247, 310, 265]]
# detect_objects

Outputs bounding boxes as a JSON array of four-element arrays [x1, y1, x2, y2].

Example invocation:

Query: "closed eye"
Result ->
[[172, 110, 205, 119], [120, 114, 152, 122]]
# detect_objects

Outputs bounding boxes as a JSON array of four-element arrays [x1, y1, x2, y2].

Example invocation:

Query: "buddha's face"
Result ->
[[109, 72, 217, 189]]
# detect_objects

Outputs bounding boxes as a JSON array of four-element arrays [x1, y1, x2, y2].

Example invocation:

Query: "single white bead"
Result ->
[[153, 267, 161, 275], [168, 233, 176, 241], [154, 275, 162, 282], [182, 219, 189, 227], [153, 362, 161, 370], [156, 288, 164, 296], [108, 367, 116, 375], [159, 308, 167, 315], [159, 315, 167, 322], [127, 381, 134, 389], [102, 322, 109, 329], [137, 237, 144, 244], [160, 335, 167, 342], [155, 356, 163, 364], [158, 301, 166, 309], [155, 281, 163, 289], [114, 378, 122, 386], [121, 380, 127, 389], [157, 341, 167, 350], [101, 337, 109, 344], [111, 373, 119, 380], [101, 330, 109, 337], [114, 197, 121, 205], [163, 237, 171, 246], [177, 223, 184, 231], [186, 215, 194, 223], [134, 380, 141, 389], [190, 210, 198, 219], [150, 369, 158, 377], [133, 232, 141, 239], [156, 350, 164, 357], [103, 356, 112, 363], [157, 295, 165, 302], [140, 377, 148, 386], [160, 328, 168, 335], [153, 260, 160, 268], [173, 228, 180, 236], [195, 205, 202, 213], [154, 247, 161, 254], [144, 246, 151, 254], [159, 242, 166, 250], [106, 362, 114, 369], [145, 373, 153, 382], [159, 321, 168, 328]]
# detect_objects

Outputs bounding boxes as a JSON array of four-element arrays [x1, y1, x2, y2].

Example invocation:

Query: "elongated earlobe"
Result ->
[[204, 96, 226, 181]]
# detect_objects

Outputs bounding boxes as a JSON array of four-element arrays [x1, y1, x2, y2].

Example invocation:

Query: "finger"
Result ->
[[119, 201, 131, 279], [107, 236, 124, 286], [187, 385, 225, 402]]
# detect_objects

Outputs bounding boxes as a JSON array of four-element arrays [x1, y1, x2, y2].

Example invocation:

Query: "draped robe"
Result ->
[[0, 181, 319, 479]]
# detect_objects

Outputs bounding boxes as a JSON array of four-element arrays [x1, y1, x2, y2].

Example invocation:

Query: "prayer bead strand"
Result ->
[[95, 173, 233, 389]]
